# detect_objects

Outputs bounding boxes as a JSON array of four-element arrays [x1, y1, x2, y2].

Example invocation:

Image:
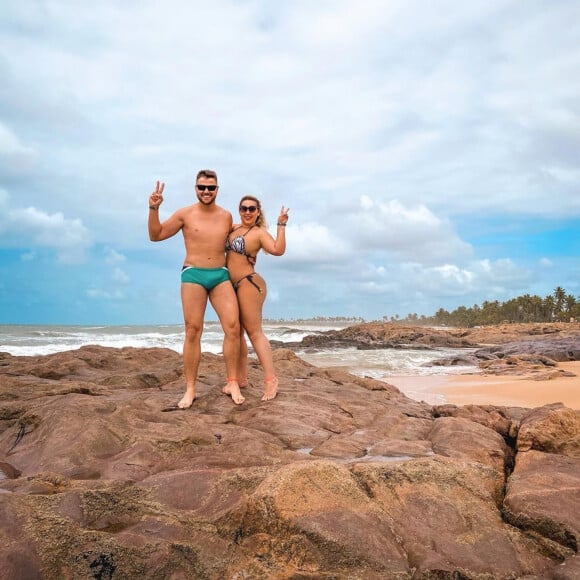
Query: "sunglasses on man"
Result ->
[[196, 185, 217, 192]]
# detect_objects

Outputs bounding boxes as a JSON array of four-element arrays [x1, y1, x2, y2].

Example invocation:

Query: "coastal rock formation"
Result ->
[[280, 322, 580, 380], [431, 335, 580, 379], [1, 344, 579, 578], [279, 321, 580, 350], [290, 323, 481, 349]]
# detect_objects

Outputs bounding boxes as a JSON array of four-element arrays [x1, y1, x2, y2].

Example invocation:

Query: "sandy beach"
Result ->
[[389, 362, 580, 410]]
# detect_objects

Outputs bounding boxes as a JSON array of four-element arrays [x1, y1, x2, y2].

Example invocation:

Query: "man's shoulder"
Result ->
[[213, 205, 233, 221], [214, 203, 232, 215]]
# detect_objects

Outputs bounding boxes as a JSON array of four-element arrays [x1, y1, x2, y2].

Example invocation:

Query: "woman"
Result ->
[[226, 195, 289, 402]]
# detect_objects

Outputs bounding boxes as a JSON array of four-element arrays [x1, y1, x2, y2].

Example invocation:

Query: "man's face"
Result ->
[[195, 177, 219, 205]]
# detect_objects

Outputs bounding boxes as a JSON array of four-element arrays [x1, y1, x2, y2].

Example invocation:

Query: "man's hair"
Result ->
[[196, 169, 218, 182]]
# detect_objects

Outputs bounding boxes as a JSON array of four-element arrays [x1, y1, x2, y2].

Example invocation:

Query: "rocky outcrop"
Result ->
[[287, 323, 481, 350], [430, 336, 580, 379], [275, 321, 580, 351], [291, 322, 580, 380], [0, 345, 579, 578]]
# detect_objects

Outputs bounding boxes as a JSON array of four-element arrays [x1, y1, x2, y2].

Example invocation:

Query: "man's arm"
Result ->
[[149, 209, 184, 242], [147, 180, 184, 242]]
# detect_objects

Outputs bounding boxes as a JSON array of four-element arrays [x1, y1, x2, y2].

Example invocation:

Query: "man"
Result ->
[[148, 169, 244, 407]]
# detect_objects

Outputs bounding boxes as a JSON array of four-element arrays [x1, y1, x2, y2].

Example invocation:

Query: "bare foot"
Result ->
[[178, 387, 196, 409], [261, 376, 278, 401], [238, 378, 248, 389], [222, 380, 245, 405]]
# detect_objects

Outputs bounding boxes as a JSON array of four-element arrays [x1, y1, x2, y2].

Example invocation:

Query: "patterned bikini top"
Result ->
[[226, 225, 257, 265]]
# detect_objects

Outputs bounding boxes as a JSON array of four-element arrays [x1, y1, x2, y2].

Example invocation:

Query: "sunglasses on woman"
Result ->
[[239, 205, 258, 213]]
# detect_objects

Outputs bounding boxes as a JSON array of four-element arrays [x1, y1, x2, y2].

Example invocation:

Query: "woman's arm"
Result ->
[[259, 206, 289, 256]]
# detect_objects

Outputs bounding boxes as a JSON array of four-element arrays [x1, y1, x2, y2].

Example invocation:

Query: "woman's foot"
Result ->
[[261, 376, 278, 401], [178, 387, 196, 409], [238, 377, 248, 389], [222, 379, 245, 405]]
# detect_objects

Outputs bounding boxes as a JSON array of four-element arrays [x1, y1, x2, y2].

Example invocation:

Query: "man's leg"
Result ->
[[209, 281, 244, 404], [178, 282, 209, 408]]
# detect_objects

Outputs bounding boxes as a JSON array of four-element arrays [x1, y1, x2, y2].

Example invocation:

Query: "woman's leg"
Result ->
[[236, 275, 278, 400], [237, 328, 249, 387]]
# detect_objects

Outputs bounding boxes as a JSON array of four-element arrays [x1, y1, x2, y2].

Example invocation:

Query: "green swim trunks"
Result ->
[[181, 266, 230, 291]]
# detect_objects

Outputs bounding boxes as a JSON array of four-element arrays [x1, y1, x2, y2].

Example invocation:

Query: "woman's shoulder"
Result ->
[[249, 225, 267, 237]]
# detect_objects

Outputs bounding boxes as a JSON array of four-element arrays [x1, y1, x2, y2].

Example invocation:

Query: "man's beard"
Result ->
[[197, 195, 216, 205]]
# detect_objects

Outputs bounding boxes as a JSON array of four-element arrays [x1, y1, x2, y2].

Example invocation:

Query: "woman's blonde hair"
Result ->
[[239, 195, 267, 229]]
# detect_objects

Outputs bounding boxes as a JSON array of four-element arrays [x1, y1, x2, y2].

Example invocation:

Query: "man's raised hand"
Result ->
[[149, 180, 165, 209]]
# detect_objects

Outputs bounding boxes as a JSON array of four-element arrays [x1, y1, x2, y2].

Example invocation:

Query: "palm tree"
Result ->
[[565, 295, 577, 321], [553, 287, 566, 320], [543, 295, 555, 321]]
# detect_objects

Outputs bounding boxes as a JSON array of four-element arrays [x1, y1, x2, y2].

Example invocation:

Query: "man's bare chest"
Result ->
[[183, 218, 228, 242]]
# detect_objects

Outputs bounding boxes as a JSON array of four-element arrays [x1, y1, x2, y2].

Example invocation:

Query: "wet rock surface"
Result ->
[[0, 341, 579, 578]]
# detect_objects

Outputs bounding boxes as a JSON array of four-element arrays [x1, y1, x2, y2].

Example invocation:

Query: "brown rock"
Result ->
[[352, 456, 554, 578], [504, 450, 580, 552], [240, 460, 409, 577], [551, 555, 580, 580], [285, 321, 580, 351], [0, 344, 578, 578], [433, 403, 519, 439], [517, 403, 580, 456], [429, 416, 511, 474]]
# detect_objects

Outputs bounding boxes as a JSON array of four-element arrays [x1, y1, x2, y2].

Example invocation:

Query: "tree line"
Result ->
[[385, 287, 579, 327]]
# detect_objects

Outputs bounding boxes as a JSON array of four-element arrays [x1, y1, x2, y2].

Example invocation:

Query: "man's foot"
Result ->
[[261, 376, 278, 401], [222, 380, 245, 405], [178, 387, 196, 409]]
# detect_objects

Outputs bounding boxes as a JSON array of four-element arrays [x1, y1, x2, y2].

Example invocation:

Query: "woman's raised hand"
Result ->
[[277, 206, 289, 225]]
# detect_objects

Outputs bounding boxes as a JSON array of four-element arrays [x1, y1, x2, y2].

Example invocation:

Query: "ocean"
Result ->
[[0, 321, 475, 384]]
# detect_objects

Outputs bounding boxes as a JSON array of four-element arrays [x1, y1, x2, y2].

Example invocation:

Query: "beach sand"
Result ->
[[389, 362, 580, 410]]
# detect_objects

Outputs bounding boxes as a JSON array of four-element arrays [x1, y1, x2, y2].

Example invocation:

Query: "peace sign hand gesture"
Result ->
[[277, 206, 290, 226], [149, 181, 165, 210]]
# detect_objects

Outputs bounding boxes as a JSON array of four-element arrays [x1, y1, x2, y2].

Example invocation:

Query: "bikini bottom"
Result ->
[[232, 273, 262, 293]]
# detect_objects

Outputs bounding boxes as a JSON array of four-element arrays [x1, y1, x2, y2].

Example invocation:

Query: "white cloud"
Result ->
[[86, 288, 125, 300], [433, 264, 475, 285], [105, 248, 126, 264], [112, 267, 130, 284], [0, 204, 91, 263], [3, 1, 579, 221], [0, 122, 35, 155], [0, 1, 578, 322], [284, 222, 351, 263], [350, 197, 472, 264], [347, 257, 532, 311]]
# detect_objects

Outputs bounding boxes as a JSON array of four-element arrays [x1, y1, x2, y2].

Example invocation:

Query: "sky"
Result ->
[[0, 0, 579, 325]]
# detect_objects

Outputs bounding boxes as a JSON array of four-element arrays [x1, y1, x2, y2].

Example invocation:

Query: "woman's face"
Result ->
[[239, 200, 260, 225]]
